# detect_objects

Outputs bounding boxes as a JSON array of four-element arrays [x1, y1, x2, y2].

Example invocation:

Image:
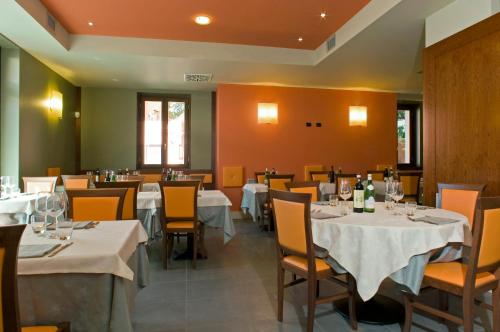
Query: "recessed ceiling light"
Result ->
[[88, 21, 94, 26], [195, 15, 211, 25], [298, 37, 303, 42], [111, 78, 119, 82], [320, 12, 327, 18]]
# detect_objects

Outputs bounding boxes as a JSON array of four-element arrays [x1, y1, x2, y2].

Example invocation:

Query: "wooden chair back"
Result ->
[[47, 167, 61, 185], [66, 189, 127, 221], [398, 172, 421, 200], [0, 224, 25, 332], [269, 174, 295, 191], [335, 174, 357, 196], [309, 171, 329, 183], [94, 181, 141, 220], [187, 175, 205, 190], [437, 183, 486, 228], [466, 197, 500, 288], [62, 175, 91, 190], [22, 177, 58, 194], [184, 169, 214, 189], [159, 181, 198, 229], [367, 170, 385, 182], [285, 182, 321, 202], [270, 190, 317, 272], [255, 172, 266, 184]]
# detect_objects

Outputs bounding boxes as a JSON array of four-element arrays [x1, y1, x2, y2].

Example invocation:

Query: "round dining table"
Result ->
[[310, 201, 470, 324]]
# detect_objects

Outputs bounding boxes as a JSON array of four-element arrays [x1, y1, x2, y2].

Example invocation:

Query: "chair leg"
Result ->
[[192, 232, 197, 269], [462, 297, 474, 332], [316, 280, 320, 298], [347, 274, 358, 330], [493, 285, 500, 332], [277, 267, 285, 322], [163, 233, 170, 270], [307, 277, 317, 332], [438, 290, 449, 324], [403, 294, 413, 332]]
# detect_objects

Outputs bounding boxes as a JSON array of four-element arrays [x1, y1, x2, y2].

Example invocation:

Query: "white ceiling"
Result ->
[[0, 0, 453, 93]]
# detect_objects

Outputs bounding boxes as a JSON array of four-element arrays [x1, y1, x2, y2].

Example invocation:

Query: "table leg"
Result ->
[[334, 294, 404, 325]]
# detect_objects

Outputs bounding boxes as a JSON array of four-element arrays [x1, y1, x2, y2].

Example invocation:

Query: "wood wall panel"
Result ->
[[423, 13, 500, 206]]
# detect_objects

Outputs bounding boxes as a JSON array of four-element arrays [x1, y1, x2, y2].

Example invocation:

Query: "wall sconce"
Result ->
[[258, 103, 278, 124], [349, 106, 367, 127], [49, 90, 63, 119]]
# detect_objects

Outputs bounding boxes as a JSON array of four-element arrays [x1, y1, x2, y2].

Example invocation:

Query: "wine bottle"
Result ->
[[364, 174, 376, 213], [95, 169, 100, 183], [353, 175, 364, 213], [264, 168, 270, 186], [328, 165, 335, 183]]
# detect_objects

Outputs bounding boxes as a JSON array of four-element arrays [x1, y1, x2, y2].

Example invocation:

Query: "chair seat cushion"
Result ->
[[282, 255, 331, 273], [424, 262, 496, 288], [166, 221, 195, 230], [22, 326, 59, 332]]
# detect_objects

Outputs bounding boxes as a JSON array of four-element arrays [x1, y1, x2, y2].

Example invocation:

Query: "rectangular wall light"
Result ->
[[258, 103, 278, 124], [349, 106, 367, 126], [49, 90, 63, 119]]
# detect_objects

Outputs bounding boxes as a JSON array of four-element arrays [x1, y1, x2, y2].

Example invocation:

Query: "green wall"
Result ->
[[0, 47, 77, 186], [81, 88, 212, 170], [18, 50, 77, 179], [0, 48, 20, 185]]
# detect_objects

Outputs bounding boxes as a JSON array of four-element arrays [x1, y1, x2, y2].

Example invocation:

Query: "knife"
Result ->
[[48, 242, 73, 257]]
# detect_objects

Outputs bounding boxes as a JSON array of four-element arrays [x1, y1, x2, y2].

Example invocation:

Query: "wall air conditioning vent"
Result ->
[[326, 34, 336, 52], [47, 14, 56, 32], [184, 73, 213, 82]]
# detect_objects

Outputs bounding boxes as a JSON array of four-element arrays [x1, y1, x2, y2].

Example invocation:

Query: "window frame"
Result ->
[[397, 102, 420, 170], [136, 93, 191, 170]]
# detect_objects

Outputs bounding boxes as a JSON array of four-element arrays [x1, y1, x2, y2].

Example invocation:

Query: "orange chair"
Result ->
[[398, 172, 421, 202], [269, 174, 295, 191], [285, 181, 321, 202], [255, 171, 266, 184], [94, 181, 141, 220], [437, 183, 486, 228], [0, 224, 70, 332], [270, 190, 357, 332], [47, 167, 62, 185], [310, 171, 329, 183], [367, 170, 385, 182], [66, 188, 127, 221], [403, 197, 500, 332], [22, 177, 58, 193], [61, 175, 91, 190], [185, 169, 215, 189], [159, 181, 201, 269]]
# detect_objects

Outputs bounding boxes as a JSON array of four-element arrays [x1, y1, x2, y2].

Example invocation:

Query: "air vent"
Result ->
[[184, 73, 213, 82], [47, 14, 56, 32], [326, 35, 336, 52]]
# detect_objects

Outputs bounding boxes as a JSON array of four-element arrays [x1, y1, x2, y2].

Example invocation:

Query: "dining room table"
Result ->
[[309, 201, 470, 323], [241, 182, 336, 227], [0, 193, 38, 224], [17, 219, 149, 332], [137, 189, 236, 244]]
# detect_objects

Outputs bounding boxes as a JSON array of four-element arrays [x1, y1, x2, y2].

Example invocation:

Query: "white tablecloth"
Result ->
[[19, 220, 148, 281], [137, 190, 235, 243], [311, 202, 469, 301], [0, 194, 38, 224]]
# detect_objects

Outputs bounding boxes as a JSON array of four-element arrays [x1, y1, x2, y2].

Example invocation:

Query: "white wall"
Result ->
[[425, 0, 499, 47]]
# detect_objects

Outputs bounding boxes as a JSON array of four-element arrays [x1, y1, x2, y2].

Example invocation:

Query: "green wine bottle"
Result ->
[[364, 174, 376, 213], [353, 175, 364, 213]]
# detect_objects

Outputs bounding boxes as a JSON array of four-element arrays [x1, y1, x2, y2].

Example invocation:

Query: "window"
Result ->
[[397, 103, 421, 169], [137, 94, 190, 169]]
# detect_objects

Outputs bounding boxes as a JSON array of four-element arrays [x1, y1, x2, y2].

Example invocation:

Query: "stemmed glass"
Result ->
[[339, 179, 352, 215], [392, 181, 405, 214], [1, 176, 11, 198], [35, 192, 50, 236], [385, 180, 395, 210]]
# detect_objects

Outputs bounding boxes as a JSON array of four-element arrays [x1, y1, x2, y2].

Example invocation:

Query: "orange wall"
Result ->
[[216, 84, 397, 209]]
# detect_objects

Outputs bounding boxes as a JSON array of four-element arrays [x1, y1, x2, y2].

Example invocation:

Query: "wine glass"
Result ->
[[392, 181, 405, 214], [1, 176, 11, 198], [46, 192, 66, 220], [339, 180, 352, 215], [385, 180, 395, 210]]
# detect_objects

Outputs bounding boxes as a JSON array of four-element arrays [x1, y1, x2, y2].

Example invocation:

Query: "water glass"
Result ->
[[30, 213, 46, 235], [56, 218, 73, 240], [328, 194, 338, 207], [405, 201, 417, 216], [392, 181, 405, 214], [385, 180, 394, 210]]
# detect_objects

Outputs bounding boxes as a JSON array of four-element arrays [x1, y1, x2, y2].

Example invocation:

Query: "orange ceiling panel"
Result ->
[[40, 0, 370, 50]]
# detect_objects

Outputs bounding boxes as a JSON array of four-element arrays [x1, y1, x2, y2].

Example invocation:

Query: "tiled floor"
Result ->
[[132, 217, 494, 332]]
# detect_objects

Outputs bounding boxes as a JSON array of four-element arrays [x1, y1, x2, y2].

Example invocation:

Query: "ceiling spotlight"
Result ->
[[320, 12, 327, 18], [88, 21, 94, 26], [111, 78, 119, 82], [195, 15, 211, 25], [298, 37, 303, 42]]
